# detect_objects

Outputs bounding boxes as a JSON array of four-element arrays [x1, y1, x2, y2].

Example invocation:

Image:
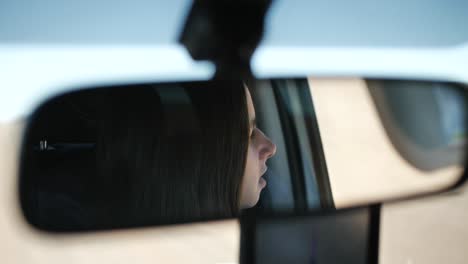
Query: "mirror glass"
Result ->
[[19, 78, 467, 231]]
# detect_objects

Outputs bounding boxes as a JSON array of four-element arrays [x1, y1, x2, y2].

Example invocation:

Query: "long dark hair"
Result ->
[[96, 80, 249, 227]]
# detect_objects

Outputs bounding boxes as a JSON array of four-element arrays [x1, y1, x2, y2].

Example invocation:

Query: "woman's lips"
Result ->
[[259, 165, 268, 188]]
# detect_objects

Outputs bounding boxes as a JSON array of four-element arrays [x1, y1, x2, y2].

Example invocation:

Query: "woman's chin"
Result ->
[[241, 199, 259, 210], [259, 176, 267, 189]]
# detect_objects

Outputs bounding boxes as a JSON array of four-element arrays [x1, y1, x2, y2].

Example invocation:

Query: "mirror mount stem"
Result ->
[[178, 0, 272, 80]]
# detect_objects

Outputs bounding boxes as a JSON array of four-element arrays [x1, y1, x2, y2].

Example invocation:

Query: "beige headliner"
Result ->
[[309, 78, 463, 208]]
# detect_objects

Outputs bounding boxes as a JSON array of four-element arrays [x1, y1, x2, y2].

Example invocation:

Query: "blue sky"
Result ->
[[1, 0, 467, 47]]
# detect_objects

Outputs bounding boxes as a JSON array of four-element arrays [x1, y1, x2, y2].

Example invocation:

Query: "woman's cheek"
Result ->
[[245, 145, 257, 176], [248, 140, 259, 157]]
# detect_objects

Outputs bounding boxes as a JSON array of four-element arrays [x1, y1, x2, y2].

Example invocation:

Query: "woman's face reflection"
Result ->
[[240, 87, 277, 209]]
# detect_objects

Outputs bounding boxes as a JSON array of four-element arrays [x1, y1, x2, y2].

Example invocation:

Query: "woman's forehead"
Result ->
[[245, 87, 256, 122]]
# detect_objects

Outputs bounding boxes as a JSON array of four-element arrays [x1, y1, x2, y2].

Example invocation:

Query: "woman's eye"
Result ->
[[250, 128, 257, 139]]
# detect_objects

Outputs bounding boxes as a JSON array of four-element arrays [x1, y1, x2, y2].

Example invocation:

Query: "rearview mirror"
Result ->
[[19, 78, 467, 231]]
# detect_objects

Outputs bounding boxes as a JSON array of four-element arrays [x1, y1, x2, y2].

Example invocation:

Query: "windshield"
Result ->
[[2, 0, 468, 47]]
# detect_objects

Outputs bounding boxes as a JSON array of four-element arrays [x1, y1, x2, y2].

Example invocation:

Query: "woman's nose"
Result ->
[[259, 130, 276, 160], [266, 138, 277, 159]]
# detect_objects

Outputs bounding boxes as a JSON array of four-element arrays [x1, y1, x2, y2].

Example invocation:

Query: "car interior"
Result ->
[[3, 1, 468, 263]]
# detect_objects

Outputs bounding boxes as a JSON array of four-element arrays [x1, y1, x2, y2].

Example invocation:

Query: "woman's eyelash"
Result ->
[[250, 127, 257, 138]]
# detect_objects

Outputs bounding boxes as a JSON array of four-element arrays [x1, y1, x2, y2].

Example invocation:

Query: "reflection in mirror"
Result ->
[[310, 78, 466, 208], [21, 81, 264, 230], [19, 78, 467, 231]]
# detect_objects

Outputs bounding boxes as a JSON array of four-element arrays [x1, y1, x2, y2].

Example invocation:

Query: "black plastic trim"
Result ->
[[367, 204, 381, 264]]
